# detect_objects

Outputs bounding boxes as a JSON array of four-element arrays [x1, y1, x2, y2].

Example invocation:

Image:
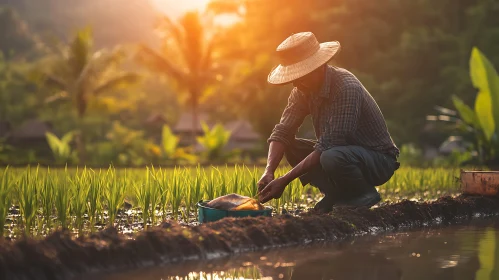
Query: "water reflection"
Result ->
[[95, 220, 499, 280]]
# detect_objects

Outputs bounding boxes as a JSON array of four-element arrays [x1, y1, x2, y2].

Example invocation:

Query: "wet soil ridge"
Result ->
[[1, 195, 499, 280]]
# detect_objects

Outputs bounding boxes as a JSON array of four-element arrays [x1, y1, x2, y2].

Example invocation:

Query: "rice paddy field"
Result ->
[[0, 165, 461, 240]]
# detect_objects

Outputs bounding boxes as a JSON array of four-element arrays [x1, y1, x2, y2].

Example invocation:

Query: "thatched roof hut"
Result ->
[[173, 113, 211, 134]]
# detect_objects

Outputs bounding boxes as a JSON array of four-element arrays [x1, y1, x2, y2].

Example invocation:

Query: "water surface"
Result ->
[[95, 219, 499, 280]]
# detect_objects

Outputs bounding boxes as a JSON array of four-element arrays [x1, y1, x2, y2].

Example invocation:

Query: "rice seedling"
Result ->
[[0, 167, 13, 237], [156, 168, 170, 221], [40, 169, 55, 232], [0, 165, 463, 237], [104, 168, 126, 227], [70, 168, 89, 234], [147, 167, 162, 226], [181, 171, 192, 221], [169, 168, 183, 220], [244, 166, 259, 199], [189, 167, 203, 219], [87, 169, 103, 232], [55, 169, 71, 230], [16, 166, 39, 236], [204, 168, 217, 200], [229, 165, 240, 194], [133, 172, 151, 229]]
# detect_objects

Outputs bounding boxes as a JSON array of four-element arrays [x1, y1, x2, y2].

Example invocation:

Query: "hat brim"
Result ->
[[267, 41, 341, 85]]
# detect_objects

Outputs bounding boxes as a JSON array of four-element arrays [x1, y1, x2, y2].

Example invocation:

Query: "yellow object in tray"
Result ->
[[206, 193, 264, 211]]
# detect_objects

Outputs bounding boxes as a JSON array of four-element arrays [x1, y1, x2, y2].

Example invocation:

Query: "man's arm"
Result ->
[[259, 149, 321, 203], [258, 88, 309, 191], [258, 141, 285, 192]]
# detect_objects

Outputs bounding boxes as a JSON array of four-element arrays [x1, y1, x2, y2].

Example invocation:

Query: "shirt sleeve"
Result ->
[[314, 85, 363, 152], [267, 88, 310, 147]]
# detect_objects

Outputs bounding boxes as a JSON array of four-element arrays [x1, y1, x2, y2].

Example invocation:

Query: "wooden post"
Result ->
[[461, 170, 499, 196]]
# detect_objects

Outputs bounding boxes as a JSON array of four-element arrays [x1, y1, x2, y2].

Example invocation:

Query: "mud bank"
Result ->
[[1, 195, 499, 280]]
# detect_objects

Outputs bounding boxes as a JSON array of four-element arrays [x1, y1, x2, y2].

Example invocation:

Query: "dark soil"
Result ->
[[1, 195, 499, 280]]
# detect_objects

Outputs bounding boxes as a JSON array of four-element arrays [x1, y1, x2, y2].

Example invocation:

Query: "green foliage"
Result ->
[[0, 166, 13, 237], [45, 131, 76, 164], [161, 125, 179, 158], [428, 47, 499, 166], [196, 122, 231, 161], [40, 169, 55, 231], [105, 121, 149, 166], [0, 165, 463, 237], [55, 169, 71, 229], [16, 166, 39, 236], [104, 168, 126, 227]]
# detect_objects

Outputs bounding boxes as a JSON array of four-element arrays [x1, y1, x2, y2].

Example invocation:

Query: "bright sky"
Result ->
[[150, 0, 211, 18]]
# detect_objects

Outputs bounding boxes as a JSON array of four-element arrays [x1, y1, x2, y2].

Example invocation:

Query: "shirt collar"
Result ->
[[318, 65, 333, 98]]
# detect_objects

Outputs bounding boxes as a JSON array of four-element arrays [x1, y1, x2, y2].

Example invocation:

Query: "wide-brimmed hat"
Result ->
[[267, 32, 341, 85]]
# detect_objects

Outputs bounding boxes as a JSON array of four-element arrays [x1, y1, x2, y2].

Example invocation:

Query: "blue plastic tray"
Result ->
[[197, 200, 272, 223]]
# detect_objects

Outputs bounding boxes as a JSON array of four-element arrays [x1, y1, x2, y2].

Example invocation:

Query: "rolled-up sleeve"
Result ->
[[314, 85, 362, 152], [267, 88, 310, 147]]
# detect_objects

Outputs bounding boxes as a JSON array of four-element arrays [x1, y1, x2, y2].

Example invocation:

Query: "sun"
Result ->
[[150, 0, 211, 17]]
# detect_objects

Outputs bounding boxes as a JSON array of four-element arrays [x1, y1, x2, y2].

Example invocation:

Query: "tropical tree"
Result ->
[[427, 47, 499, 166], [36, 27, 140, 162], [135, 11, 221, 145]]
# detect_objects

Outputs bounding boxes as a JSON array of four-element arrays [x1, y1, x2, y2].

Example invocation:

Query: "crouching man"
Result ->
[[258, 32, 400, 213]]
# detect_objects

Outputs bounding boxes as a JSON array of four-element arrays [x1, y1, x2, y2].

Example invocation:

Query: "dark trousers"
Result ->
[[285, 138, 400, 200]]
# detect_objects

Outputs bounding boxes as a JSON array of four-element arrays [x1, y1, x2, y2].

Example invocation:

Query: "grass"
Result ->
[[0, 165, 462, 238]]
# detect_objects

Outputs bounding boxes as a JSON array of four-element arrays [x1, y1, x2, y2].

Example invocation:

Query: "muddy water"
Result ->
[[94, 220, 499, 280]]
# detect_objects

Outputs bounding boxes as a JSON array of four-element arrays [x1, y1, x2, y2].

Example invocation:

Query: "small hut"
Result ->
[[225, 120, 261, 152], [173, 112, 212, 146], [7, 119, 55, 158]]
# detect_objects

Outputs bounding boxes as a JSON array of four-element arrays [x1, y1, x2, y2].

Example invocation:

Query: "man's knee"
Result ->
[[320, 147, 350, 172]]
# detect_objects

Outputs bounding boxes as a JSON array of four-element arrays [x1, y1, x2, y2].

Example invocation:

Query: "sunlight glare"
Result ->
[[151, 0, 211, 17]]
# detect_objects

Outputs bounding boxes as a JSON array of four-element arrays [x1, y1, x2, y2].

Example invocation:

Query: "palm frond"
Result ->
[[134, 45, 186, 83], [42, 73, 68, 90], [69, 28, 93, 78], [45, 91, 69, 104], [93, 73, 141, 96]]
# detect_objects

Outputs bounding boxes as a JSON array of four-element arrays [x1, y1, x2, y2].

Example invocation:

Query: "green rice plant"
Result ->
[[133, 173, 151, 229], [169, 168, 183, 220], [147, 167, 162, 226], [87, 169, 103, 232], [104, 168, 126, 227], [204, 168, 217, 200], [187, 166, 203, 220], [219, 167, 228, 196], [55, 168, 71, 230], [290, 178, 304, 211], [155, 168, 170, 221], [0, 167, 13, 237], [16, 166, 39, 236], [181, 170, 192, 221], [40, 169, 55, 232], [244, 166, 259, 199], [70, 168, 89, 234], [229, 165, 240, 194]]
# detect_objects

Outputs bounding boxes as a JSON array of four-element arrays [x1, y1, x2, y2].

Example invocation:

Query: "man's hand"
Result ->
[[258, 176, 290, 203], [257, 171, 274, 193]]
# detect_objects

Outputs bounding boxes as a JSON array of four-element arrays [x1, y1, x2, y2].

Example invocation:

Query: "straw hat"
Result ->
[[267, 32, 341, 85]]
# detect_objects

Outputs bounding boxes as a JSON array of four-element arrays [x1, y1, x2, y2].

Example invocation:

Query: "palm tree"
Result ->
[[135, 11, 220, 146], [39, 28, 140, 163]]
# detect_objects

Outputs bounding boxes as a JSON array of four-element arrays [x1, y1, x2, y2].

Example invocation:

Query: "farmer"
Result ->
[[257, 32, 400, 213]]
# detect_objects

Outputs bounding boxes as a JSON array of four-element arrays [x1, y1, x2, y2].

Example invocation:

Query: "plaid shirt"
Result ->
[[268, 66, 399, 156]]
